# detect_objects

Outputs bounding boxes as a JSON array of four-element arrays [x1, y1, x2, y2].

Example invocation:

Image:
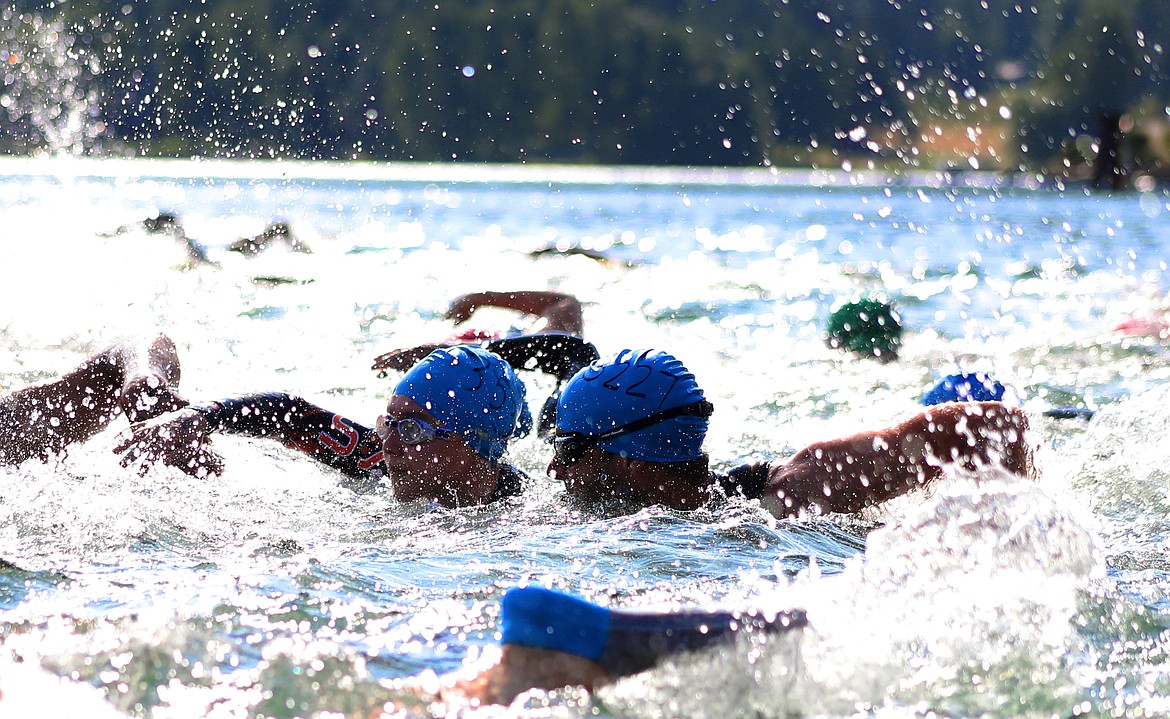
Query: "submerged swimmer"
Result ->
[[370, 290, 587, 375], [99, 212, 215, 267], [115, 346, 533, 508], [371, 290, 598, 437], [0, 334, 192, 467], [824, 298, 903, 362], [435, 585, 806, 705], [548, 348, 1033, 517], [227, 221, 312, 256]]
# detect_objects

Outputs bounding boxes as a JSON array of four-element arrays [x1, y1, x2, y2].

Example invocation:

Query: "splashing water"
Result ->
[[1, 163, 1170, 717], [0, 8, 103, 156]]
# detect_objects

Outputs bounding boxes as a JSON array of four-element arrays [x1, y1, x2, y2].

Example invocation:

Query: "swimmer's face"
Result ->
[[547, 440, 634, 505], [378, 394, 487, 505]]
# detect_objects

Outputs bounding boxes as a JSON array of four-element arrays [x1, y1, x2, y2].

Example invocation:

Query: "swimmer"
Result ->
[[227, 221, 311, 256], [430, 354, 1034, 705], [0, 334, 193, 467], [923, 371, 1095, 420], [98, 212, 215, 267], [370, 291, 587, 375], [824, 298, 903, 362], [431, 585, 806, 705], [921, 371, 1007, 405], [416, 585, 805, 705], [1113, 315, 1170, 339], [548, 349, 1034, 517], [115, 346, 532, 507], [372, 290, 598, 437], [527, 244, 638, 268]]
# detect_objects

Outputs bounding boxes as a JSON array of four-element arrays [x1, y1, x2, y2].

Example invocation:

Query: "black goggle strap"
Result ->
[[556, 399, 715, 449]]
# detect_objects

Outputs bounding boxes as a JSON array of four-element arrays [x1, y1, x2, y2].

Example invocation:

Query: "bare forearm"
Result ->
[[1, 348, 125, 458], [765, 431, 938, 517], [764, 402, 1033, 517], [452, 291, 584, 335]]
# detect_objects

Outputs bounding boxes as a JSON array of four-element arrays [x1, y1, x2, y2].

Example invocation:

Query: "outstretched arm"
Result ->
[[0, 334, 186, 465], [115, 393, 383, 479], [444, 291, 584, 336], [762, 402, 1033, 518], [372, 292, 589, 375]]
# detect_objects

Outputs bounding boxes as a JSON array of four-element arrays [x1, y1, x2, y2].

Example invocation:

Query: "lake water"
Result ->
[[2, 158, 1170, 718]]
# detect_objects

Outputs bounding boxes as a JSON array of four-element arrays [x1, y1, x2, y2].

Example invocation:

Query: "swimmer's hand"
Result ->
[[370, 344, 445, 376], [443, 293, 485, 325], [119, 373, 189, 424], [440, 645, 610, 706], [114, 408, 224, 478]]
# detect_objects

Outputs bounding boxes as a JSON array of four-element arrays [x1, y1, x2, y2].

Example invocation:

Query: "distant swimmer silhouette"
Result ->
[[98, 212, 215, 267], [228, 221, 312, 256], [526, 245, 639, 268]]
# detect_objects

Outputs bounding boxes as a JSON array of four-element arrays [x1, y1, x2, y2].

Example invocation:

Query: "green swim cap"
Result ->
[[825, 299, 903, 361]]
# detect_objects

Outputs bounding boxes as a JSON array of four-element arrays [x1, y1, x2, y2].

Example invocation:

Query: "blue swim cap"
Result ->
[[922, 372, 1006, 405], [395, 346, 531, 462], [557, 349, 708, 462], [501, 586, 610, 661]]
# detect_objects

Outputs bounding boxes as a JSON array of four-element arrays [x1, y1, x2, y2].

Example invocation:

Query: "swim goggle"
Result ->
[[375, 415, 457, 444], [551, 400, 714, 466]]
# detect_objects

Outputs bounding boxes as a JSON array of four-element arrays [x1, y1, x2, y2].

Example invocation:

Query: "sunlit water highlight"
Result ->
[[2, 158, 1170, 717]]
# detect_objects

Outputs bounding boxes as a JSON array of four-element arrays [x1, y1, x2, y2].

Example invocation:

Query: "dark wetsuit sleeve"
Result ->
[[715, 461, 772, 501], [194, 393, 384, 479], [487, 463, 528, 503]]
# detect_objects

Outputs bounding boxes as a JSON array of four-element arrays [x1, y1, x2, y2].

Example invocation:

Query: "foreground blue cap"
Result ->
[[501, 586, 610, 661], [922, 372, 1006, 406], [557, 349, 708, 462], [395, 346, 531, 462]]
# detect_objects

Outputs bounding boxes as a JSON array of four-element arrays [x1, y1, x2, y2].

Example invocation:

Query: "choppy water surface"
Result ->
[[2, 159, 1170, 717]]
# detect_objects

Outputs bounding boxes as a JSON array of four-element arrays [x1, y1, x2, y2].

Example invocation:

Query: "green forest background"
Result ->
[[3, 0, 1169, 176]]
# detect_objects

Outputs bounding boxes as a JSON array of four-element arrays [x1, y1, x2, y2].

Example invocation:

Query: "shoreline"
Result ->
[[0, 154, 1072, 191]]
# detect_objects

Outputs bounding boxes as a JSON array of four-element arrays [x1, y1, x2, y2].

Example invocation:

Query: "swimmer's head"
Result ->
[[922, 372, 1007, 405], [555, 349, 710, 463], [825, 299, 903, 362], [394, 346, 531, 462]]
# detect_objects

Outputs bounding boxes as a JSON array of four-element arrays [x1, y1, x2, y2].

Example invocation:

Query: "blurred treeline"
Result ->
[[4, 0, 1169, 172]]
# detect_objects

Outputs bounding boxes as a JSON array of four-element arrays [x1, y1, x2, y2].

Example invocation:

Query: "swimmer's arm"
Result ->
[[444, 645, 611, 706], [2, 334, 185, 461], [115, 393, 380, 479], [195, 393, 382, 473], [445, 291, 584, 335], [762, 402, 1034, 517]]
